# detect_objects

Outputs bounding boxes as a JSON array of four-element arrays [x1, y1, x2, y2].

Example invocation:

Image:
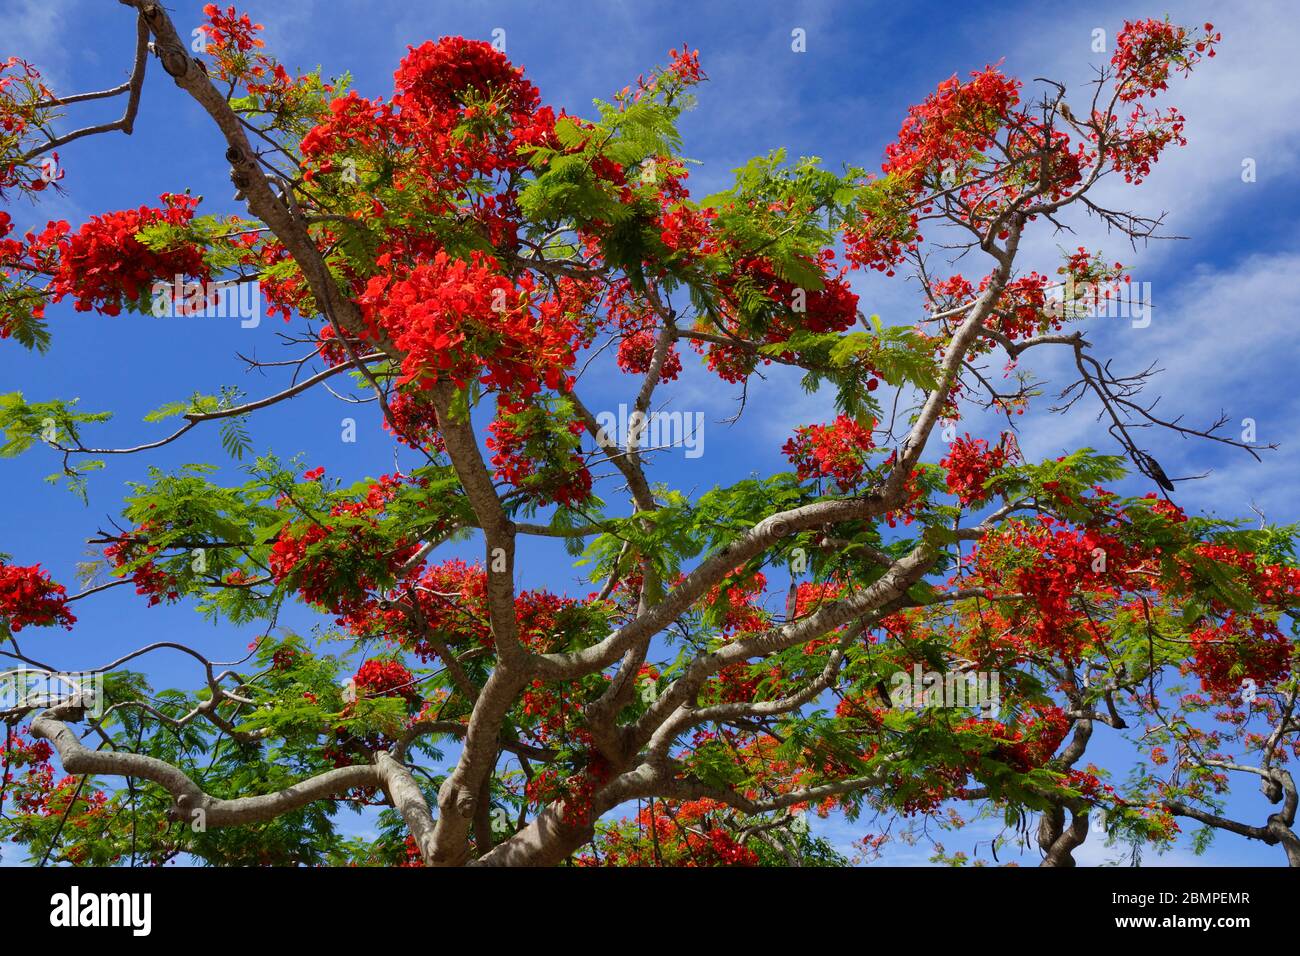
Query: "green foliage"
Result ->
[[0, 391, 112, 456], [0, 289, 51, 351], [773, 316, 941, 418]]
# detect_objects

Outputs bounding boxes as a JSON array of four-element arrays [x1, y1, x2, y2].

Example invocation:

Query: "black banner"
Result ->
[[2, 865, 1286, 944]]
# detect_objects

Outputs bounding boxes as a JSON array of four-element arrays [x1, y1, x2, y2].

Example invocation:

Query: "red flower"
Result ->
[[42, 193, 208, 316], [783, 415, 875, 490], [1112, 19, 1219, 102], [360, 251, 582, 399], [941, 434, 1009, 505], [352, 658, 421, 703], [394, 37, 540, 114], [665, 45, 705, 86], [0, 562, 75, 631], [617, 328, 682, 382], [1189, 615, 1292, 698]]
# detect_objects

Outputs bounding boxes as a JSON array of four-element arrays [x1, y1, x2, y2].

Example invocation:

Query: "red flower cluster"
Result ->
[[1, 728, 116, 863], [844, 67, 1021, 275], [1, 731, 53, 804], [0, 562, 74, 631], [1189, 615, 1293, 697], [1005, 119, 1085, 203], [703, 569, 770, 636], [103, 531, 181, 607], [538, 765, 607, 827], [665, 45, 705, 86], [657, 201, 717, 260], [1092, 21, 1218, 185], [783, 415, 875, 491], [843, 27, 1212, 278], [342, 559, 585, 665], [690, 251, 860, 383], [486, 397, 592, 507], [353, 559, 491, 656], [617, 328, 682, 382], [620, 44, 708, 104], [968, 516, 1137, 662], [1108, 102, 1187, 185], [198, 5, 314, 113], [298, 91, 395, 173], [1112, 20, 1219, 101], [992, 273, 1055, 339], [300, 36, 554, 228], [384, 390, 445, 452], [270, 646, 299, 671], [352, 658, 421, 703], [395, 37, 539, 114], [513, 588, 584, 653], [1193, 544, 1300, 607], [941, 434, 1009, 505], [750, 253, 860, 335], [0, 57, 59, 197], [268, 474, 421, 617], [1058, 247, 1128, 311], [883, 67, 1022, 184], [200, 5, 264, 55], [579, 798, 758, 867], [41, 193, 208, 316], [841, 177, 919, 276], [361, 251, 581, 399], [936, 256, 1122, 345], [959, 703, 1071, 773], [414, 559, 491, 639], [322, 659, 424, 769]]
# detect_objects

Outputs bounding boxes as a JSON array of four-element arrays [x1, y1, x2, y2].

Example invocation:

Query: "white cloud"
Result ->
[[3, 0, 74, 87], [1000, 0, 1300, 267]]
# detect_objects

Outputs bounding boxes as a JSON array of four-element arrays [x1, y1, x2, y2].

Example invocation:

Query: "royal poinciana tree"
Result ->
[[0, 5, 1295, 868]]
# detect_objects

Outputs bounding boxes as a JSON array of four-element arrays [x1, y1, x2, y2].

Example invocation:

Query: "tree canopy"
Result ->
[[3, 7, 1297, 868]]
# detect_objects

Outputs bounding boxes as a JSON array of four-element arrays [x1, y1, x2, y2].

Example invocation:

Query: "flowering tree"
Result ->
[[2, 6, 1296, 868]]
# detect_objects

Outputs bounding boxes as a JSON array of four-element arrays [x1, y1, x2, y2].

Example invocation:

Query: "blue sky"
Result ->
[[3, 0, 1298, 866]]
